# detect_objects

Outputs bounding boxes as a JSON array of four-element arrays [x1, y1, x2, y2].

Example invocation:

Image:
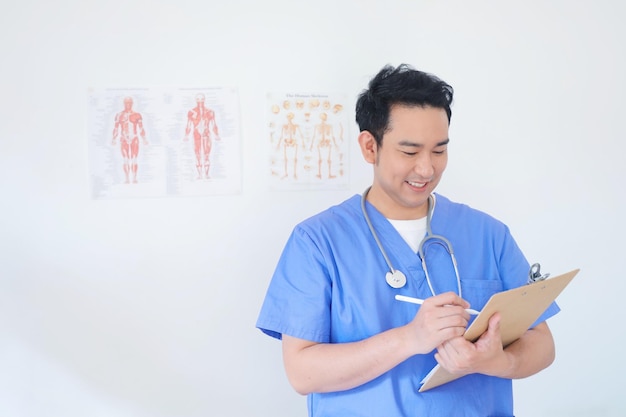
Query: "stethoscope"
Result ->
[[361, 187, 463, 297]]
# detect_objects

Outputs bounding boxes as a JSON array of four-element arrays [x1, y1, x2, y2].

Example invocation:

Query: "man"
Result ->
[[111, 96, 147, 184], [256, 64, 558, 416], [184, 93, 220, 179]]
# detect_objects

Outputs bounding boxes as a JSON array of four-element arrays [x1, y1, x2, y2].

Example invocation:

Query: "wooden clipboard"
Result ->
[[419, 268, 580, 392]]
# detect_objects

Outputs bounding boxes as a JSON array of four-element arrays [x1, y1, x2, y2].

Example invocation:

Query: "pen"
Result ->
[[394, 294, 481, 315]]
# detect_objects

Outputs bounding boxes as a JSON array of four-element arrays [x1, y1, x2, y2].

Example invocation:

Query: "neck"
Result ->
[[363, 186, 431, 220]]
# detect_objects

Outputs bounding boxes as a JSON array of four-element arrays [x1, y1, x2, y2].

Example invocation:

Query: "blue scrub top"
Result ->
[[256, 193, 559, 417]]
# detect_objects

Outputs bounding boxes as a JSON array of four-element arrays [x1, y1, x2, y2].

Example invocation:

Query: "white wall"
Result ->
[[1, 1, 625, 416]]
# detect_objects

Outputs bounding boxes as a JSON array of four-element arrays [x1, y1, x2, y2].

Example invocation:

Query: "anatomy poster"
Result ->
[[88, 87, 241, 199], [267, 93, 350, 190]]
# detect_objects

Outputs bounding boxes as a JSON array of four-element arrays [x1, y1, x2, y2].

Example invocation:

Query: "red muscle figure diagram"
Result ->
[[184, 93, 221, 179], [111, 97, 148, 184]]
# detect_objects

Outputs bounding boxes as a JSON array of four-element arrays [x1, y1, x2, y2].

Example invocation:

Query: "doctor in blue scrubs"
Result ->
[[256, 64, 558, 417]]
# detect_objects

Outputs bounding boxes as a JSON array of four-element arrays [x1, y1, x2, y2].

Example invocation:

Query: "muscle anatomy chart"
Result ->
[[267, 93, 350, 190], [111, 96, 148, 185], [88, 87, 241, 199]]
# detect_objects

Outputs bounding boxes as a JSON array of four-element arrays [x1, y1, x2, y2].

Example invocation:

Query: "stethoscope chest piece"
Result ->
[[386, 270, 407, 289]]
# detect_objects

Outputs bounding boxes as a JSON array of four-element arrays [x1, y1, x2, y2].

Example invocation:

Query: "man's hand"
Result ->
[[405, 292, 471, 355], [434, 312, 511, 377]]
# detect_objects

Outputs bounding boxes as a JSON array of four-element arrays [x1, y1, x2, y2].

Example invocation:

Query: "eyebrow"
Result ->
[[398, 138, 450, 148]]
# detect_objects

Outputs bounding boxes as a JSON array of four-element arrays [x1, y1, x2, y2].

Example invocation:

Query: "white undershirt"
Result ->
[[387, 217, 427, 253]]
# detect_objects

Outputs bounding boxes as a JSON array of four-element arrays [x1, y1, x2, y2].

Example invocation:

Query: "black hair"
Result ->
[[355, 64, 454, 146]]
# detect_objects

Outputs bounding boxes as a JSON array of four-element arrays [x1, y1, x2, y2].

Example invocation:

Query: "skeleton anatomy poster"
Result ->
[[267, 92, 350, 190], [88, 87, 241, 199]]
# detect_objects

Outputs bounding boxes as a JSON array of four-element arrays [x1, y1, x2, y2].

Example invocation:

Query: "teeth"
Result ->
[[408, 181, 426, 187]]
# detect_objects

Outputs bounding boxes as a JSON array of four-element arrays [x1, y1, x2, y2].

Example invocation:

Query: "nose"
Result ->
[[413, 153, 434, 179]]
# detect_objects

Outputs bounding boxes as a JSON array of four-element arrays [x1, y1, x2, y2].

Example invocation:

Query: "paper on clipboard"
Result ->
[[419, 268, 580, 392]]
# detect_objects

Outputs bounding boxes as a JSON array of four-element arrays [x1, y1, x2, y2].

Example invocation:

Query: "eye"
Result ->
[[433, 148, 447, 155]]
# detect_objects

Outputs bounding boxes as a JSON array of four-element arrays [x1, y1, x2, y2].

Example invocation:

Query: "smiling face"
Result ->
[[359, 104, 449, 220]]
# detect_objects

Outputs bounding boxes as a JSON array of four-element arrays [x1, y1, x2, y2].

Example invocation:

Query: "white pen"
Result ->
[[395, 294, 481, 315]]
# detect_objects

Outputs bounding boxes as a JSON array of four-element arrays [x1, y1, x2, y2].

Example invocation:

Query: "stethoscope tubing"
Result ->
[[360, 187, 398, 275], [361, 187, 463, 297]]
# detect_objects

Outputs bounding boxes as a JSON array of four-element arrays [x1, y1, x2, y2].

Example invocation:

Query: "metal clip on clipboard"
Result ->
[[528, 263, 550, 284]]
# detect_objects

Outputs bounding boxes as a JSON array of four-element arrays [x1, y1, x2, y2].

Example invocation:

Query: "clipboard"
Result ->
[[419, 268, 580, 392]]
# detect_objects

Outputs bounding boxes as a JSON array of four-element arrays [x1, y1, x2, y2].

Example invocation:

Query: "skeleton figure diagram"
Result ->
[[268, 94, 348, 187]]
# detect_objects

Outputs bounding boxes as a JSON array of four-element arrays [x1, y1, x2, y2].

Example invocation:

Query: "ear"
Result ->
[[358, 131, 378, 164]]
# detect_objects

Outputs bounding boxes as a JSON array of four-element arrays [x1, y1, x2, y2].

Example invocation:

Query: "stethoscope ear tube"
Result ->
[[361, 188, 408, 289], [361, 187, 396, 274]]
